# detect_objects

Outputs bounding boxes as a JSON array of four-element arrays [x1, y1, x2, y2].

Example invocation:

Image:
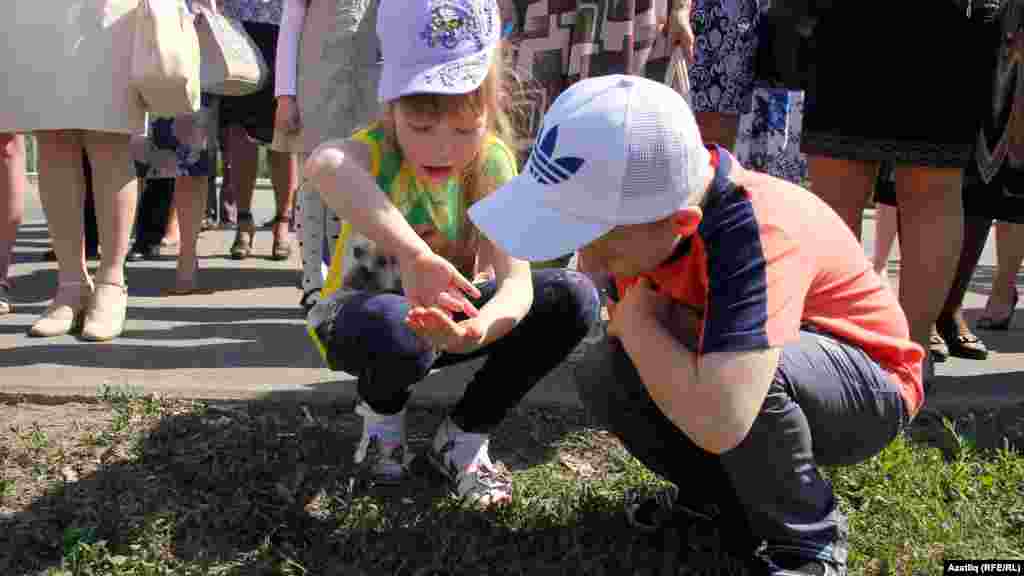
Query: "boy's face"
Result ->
[[580, 218, 683, 278], [393, 104, 488, 184]]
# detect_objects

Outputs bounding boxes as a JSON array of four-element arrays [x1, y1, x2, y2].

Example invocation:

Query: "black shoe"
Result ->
[[757, 553, 845, 576], [127, 245, 160, 262]]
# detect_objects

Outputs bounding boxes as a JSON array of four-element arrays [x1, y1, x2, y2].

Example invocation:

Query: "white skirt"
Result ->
[[0, 0, 146, 135]]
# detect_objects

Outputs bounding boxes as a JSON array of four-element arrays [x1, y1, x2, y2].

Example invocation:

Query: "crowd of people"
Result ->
[[2, 0, 1023, 574]]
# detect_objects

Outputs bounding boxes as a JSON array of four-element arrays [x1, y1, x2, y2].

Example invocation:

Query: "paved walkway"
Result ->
[[2, 179, 1023, 415]]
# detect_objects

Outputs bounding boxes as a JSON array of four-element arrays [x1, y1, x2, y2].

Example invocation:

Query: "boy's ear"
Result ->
[[672, 207, 703, 236]]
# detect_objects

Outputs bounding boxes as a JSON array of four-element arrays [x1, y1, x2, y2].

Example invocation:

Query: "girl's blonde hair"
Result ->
[[377, 42, 528, 274]]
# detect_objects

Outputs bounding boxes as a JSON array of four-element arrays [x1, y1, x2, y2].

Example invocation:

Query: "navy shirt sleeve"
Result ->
[[699, 186, 771, 355]]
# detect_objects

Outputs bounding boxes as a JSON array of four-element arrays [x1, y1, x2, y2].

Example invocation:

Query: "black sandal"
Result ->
[[938, 323, 988, 360]]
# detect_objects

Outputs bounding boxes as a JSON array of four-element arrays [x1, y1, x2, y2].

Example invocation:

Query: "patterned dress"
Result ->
[[220, 0, 284, 24]]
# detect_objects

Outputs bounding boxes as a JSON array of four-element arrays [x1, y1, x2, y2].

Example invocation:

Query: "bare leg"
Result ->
[[36, 131, 88, 285], [230, 125, 260, 219], [30, 131, 92, 336], [872, 203, 898, 287], [695, 112, 740, 151], [807, 155, 878, 239], [893, 165, 964, 355], [163, 193, 180, 245], [227, 124, 259, 258], [0, 134, 25, 285], [935, 214, 991, 359], [84, 131, 137, 288], [983, 221, 1024, 323], [269, 149, 297, 258], [172, 174, 206, 290]]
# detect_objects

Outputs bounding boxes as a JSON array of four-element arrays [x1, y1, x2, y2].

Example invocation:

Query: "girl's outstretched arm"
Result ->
[[305, 139, 482, 313]]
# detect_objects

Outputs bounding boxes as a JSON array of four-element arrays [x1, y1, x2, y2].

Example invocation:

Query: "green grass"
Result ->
[[1, 393, 1022, 576]]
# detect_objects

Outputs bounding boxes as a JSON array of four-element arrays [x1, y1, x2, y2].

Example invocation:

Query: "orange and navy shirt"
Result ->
[[614, 146, 926, 417]]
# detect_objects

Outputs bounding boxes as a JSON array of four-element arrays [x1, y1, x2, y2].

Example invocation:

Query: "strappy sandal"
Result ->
[[270, 214, 294, 261], [937, 319, 988, 360], [0, 281, 11, 315], [230, 212, 256, 260]]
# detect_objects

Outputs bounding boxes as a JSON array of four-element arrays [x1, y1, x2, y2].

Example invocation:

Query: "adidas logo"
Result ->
[[527, 125, 585, 185]]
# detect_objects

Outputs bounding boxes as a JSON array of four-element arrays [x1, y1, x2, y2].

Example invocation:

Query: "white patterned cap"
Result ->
[[377, 0, 502, 103], [467, 75, 713, 262]]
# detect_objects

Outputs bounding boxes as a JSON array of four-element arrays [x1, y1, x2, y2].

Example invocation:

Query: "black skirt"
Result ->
[[802, 2, 991, 168]]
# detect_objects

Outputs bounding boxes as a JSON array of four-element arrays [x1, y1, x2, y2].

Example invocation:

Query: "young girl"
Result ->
[[304, 0, 601, 508]]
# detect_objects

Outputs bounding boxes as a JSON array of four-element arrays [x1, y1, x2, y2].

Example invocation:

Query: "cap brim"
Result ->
[[467, 172, 615, 262], [378, 46, 496, 103]]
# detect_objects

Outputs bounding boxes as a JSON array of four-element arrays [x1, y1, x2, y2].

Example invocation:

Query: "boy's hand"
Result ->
[[405, 306, 485, 355], [275, 96, 302, 134], [608, 277, 702, 351], [607, 277, 667, 339]]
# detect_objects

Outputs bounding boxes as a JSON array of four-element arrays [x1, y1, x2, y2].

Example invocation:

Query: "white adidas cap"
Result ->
[[467, 75, 712, 262]]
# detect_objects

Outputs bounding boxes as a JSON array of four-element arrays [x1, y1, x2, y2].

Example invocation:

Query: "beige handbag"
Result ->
[[194, 4, 268, 97], [130, 0, 202, 117], [664, 46, 691, 104]]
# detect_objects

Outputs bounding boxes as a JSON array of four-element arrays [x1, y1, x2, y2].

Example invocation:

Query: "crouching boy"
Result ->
[[467, 75, 924, 576]]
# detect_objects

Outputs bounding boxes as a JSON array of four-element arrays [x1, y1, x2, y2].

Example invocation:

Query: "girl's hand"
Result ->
[[275, 96, 302, 135], [400, 249, 482, 318], [406, 306, 485, 355]]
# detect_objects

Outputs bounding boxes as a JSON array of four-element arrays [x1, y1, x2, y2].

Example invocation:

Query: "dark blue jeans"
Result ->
[[327, 269, 601, 433], [576, 327, 909, 564]]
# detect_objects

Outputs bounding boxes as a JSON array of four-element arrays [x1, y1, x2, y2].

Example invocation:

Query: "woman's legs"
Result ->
[[807, 155, 879, 240], [935, 213, 992, 359], [893, 165, 964, 356], [981, 222, 1024, 324], [79, 131, 138, 341], [0, 133, 25, 314], [695, 112, 740, 151]]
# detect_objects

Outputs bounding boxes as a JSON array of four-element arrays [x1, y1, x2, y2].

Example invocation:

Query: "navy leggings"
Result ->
[[327, 269, 601, 433]]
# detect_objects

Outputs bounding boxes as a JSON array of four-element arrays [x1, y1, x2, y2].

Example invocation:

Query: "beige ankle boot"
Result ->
[[29, 280, 94, 337], [81, 282, 128, 342]]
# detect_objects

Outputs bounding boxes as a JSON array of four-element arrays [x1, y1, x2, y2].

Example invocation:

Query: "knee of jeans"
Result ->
[[534, 269, 602, 333], [330, 292, 434, 379]]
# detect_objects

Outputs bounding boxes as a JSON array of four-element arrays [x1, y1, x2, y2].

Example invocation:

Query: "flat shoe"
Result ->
[[81, 282, 128, 342], [29, 281, 94, 337]]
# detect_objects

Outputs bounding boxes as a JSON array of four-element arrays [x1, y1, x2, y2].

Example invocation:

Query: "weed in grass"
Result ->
[[0, 477, 15, 501]]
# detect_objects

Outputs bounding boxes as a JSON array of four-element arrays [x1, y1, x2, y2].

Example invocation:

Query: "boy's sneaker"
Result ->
[[759, 553, 846, 576], [624, 485, 718, 533], [353, 401, 411, 484], [426, 417, 512, 508]]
